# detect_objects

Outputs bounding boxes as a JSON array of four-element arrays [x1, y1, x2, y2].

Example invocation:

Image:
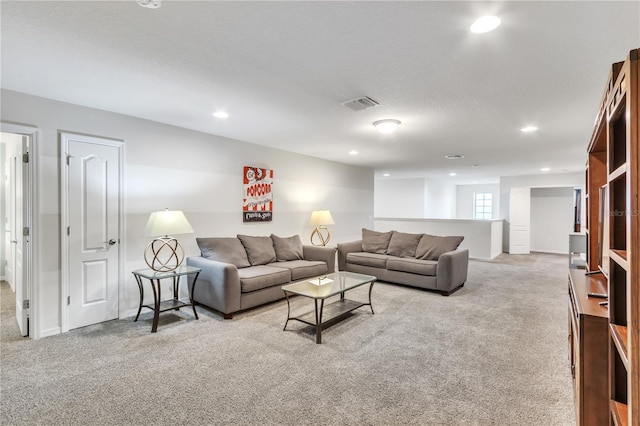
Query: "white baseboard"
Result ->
[[39, 327, 61, 339]]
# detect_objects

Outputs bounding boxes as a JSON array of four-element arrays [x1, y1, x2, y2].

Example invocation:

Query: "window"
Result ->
[[474, 192, 492, 219]]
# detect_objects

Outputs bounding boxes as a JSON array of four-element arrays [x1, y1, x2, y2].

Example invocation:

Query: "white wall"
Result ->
[[456, 183, 500, 219], [374, 177, 456, 219], [424, 178, 456, 219], [1, 89, 375, 338], [530, 187, 575, 254], [374, 178, 424, 218]]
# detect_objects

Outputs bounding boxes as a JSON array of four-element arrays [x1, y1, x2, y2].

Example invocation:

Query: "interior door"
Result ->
[[66, 136, 121, 330], [509, 187, 531, 254]]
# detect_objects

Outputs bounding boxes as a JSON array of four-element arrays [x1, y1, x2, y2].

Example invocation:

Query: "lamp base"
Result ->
[[310, 226, 331, 246], [144, 236, 185, 272]]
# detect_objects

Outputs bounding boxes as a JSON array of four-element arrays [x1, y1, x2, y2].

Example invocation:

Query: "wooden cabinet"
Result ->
[[585, 48, 639, 426], [605, 49, 639, 426], [569, 269, 609, 426]]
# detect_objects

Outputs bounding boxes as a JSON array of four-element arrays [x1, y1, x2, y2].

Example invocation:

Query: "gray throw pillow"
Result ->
[[415, 234, 464, 261], [196, 237, 251, 268], [237, 234, 277, 265], [361, 228, 393, 254], [271, 234, 304, 261], [386, 231, 423, 258]]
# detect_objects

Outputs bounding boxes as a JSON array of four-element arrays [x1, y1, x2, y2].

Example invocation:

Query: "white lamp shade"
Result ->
[[144, 210, 194, 237], [373, 119, 401, 134], [309, 210, 335, 226]]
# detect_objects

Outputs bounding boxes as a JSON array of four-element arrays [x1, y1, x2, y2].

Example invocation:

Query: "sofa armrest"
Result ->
[[436, 249, 469, 292], [302, 245, 337, 272], [337, 240, 363, 271], [186, 256, 241, 314]]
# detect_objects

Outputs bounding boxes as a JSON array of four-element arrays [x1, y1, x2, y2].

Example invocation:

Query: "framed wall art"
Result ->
[[242, 166, 273, 222]]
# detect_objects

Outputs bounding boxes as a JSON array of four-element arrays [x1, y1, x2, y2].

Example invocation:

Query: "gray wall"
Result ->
[[1, 89, 374, 337]]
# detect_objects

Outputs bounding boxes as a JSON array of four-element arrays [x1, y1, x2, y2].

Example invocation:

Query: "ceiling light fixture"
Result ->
[[449, 172, 457, 177], [470, 16, 501, 33], [213, 111, 229, 119], [137, 0, 162, 9], [373, 119, 401, 135], [349, 150, 359, 155], [445, 154, 465, 160], [521, 126, 538, 133], [383, 173, 390, 177], [541, 167, 551, 172]]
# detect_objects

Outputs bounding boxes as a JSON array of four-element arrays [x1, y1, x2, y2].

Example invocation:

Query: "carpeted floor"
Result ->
[[0, 253, 575, 425]]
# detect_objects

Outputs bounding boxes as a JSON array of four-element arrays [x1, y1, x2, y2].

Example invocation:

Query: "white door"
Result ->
[[509, 187, 531, 254], [65, 135, 121, 330], [4, 133, 29, 336]]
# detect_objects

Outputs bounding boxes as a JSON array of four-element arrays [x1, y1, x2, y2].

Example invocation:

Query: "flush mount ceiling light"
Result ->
[[470, 16, 501, 33], [213, 111, 229, 119], [373, 119, 401, 134], [445, 154, 465, 160], [520, 126, 539, 133], [137, 0, 162, 9]]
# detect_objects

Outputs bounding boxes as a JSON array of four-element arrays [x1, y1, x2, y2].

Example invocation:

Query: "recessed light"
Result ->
[[470, 16, 501, 34], [137, 0, 162, 9], [449, 172, 457, 177], [349, 150, 359, 155], [520, 126, 538, 133], [383, 173, 390, 177], [213, 111, 229, 119], [445, 154, 465, 160], [540, 167, 551, 172], [472, 180, 478, 184]]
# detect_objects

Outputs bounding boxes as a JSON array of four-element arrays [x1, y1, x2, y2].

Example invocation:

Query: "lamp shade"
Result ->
[[373, 119, 401, 134], [309, 210, 335, 226], [144, 210, 194, 237]]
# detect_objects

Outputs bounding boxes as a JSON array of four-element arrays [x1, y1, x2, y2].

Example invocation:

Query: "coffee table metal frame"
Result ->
[[282, 271, 376, 344]]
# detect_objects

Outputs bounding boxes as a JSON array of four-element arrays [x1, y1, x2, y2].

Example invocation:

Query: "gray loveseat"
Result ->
[[187, 234, 336, 318], [337, 229, 468, 296]]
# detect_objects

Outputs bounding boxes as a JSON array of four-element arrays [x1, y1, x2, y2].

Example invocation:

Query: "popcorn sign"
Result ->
[[243, 166, 273, 222]]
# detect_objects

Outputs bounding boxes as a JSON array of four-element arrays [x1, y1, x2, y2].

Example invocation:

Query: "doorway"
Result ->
[[60, 132, 123, 331], [1, 123, 37, 338]]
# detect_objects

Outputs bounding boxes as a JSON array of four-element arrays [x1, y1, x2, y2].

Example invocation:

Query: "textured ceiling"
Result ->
[[1, 1, 639, 183]]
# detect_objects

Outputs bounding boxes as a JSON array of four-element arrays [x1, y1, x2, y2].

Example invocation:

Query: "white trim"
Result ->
[[59, 132, 124, 333], [0, 122, 39, 339]]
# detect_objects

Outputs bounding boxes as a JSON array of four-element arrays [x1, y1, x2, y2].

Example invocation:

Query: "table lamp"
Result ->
[[144, 209, 194, 272], [309, 210, 334, 246]]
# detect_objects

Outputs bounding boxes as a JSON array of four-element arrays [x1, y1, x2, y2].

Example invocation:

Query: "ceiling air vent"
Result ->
[[342, 96, 379, 111]]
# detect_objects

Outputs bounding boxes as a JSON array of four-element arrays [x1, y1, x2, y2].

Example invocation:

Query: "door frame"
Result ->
[[0, 122, 38, 338], [60, 132, 125, 333]]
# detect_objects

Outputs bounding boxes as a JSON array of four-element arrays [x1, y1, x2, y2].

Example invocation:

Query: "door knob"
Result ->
[[107, 239, 117, 246]]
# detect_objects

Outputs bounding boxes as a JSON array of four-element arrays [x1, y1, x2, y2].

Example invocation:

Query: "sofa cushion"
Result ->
[[387, 257, 437, 276], [271, 234, 304, 261], [415, 234, 464, 261], [386, 231, 423, 258], [237, 265, 291, 292], [237, 235, 277, 265], [346, 252, 389, 268], [361, 228, 393, 254], [270, 260, 328, 280], [196, 237, 251, 268]]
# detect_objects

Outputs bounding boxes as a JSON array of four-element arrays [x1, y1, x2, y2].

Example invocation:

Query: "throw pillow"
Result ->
[[415, 234, 464, 261], [237, 234, 277, 265], [361, 228, 394, 254], [196, 237, 251, 268], [386, 231, 423, 258], [271, 234, 304, 261]]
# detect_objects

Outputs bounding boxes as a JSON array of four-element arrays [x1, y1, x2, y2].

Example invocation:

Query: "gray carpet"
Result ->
[[1, 253, 575, 425]]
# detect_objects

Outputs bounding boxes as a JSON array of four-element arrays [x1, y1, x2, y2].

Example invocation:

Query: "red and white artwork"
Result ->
[[242, 166, 273, 222]]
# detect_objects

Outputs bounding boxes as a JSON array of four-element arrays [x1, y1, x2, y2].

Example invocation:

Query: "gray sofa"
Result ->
[[186, 234, 336, 318], [337, 229, 468, 296]]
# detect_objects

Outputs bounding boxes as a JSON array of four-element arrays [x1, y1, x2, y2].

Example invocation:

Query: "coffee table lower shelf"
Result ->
[[293, 298, 367, 326]]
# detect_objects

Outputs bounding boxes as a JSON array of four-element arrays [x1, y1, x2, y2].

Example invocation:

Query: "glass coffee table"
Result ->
[[282, 271, 377, 344]]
